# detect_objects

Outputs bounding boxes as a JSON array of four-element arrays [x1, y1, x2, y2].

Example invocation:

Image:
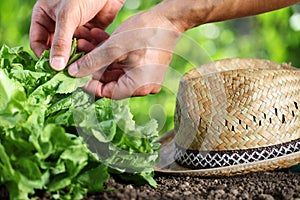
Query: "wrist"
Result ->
[[151, 0, 211, 32], [131, 8, 184, 36], [152, 0, 300, 32], [103, 0, 125, 15]]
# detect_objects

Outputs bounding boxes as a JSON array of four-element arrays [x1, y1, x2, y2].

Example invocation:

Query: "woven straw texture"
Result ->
[[174, 58, 300, 151]]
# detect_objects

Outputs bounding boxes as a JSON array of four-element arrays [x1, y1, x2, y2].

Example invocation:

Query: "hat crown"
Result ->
[[174, 58, 300, 151]]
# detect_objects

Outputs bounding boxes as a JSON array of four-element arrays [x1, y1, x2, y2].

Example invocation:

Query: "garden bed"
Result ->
[[86, 168, 300, 200], [0, 166, 299, 199]]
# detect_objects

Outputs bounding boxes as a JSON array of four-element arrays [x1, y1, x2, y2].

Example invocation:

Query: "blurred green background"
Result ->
[[1, 1, 300, 135]]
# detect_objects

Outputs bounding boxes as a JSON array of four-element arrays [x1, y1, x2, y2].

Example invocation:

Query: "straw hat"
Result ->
[[155, 58, 300, 176]]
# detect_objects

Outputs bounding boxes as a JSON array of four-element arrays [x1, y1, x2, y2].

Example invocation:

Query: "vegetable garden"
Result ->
[[1, 1, 300, 199]]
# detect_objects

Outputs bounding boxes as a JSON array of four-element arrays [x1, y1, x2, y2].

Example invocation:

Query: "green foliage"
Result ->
[[0, 1, 35, 52], [0, 40, 159, 199], [1, 4, 300, 196], [1, 0, 299, 137]]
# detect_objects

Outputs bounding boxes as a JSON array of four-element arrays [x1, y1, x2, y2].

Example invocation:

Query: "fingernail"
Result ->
[[68, 63, 78, 76], [51, 56, 66, 71]]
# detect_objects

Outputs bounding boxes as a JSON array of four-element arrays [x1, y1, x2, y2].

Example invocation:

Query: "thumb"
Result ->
[[50, 13, 77, 71]]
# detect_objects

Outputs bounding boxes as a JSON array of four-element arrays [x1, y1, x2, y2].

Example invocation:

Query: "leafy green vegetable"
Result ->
[[0, 40, 159, 199]]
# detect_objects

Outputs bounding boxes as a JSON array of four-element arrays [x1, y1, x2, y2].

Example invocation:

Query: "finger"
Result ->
[[91, 28, 109, 43], [91, 62, 125, 81], [75, 26, 109, 43], [89, 0, 124, 30], [50, 10, 78, 71], [68, 39, 124, 77], [84, 78, 161, 99], [101, 64, 166, 99], [30, 27, 51, 58], [30, 5, 55, 57], [83, 60, 167, 99], [83, 79, 104, 97], [68, 27, 179, 77], [98, 69, 125, 83], [101, 78, 162, 100], [76, 28, 109, 52], [77, 39, 96, 52], [68, 28, 147, 78], [83, 69, 135, 99], [74, 26, 92, 41], [133, 84, 162, 96]]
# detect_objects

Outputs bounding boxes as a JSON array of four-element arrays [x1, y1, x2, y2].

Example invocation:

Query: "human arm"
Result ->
[[67, 0, 299, 99], [157, 0, 300, 32]]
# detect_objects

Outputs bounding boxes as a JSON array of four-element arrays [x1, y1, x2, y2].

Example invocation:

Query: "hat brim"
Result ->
[[154, 130, 300, 176]]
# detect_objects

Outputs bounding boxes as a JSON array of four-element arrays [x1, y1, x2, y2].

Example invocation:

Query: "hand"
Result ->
[[30, 0, 124, 70], [67, 9, 183, 100]]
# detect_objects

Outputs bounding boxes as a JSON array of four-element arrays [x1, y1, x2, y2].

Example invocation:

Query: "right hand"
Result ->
[[68, 10, 183, 99], [30, 0, 124, 70]]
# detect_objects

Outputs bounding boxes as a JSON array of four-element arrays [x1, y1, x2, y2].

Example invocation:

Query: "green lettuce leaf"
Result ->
[[0, 39, 159, 199]]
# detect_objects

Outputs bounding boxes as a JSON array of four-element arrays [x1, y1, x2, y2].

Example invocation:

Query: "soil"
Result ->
[[88, 168, 300, 200], [1, 168, 299, 200]]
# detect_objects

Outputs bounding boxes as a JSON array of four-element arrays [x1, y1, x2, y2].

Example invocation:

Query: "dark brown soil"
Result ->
[[88, 168, 300, 200], [1, 169, 300, 200]]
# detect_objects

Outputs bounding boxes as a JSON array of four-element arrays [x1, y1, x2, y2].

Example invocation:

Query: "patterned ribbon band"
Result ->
[[174, 139, 300, 169]]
